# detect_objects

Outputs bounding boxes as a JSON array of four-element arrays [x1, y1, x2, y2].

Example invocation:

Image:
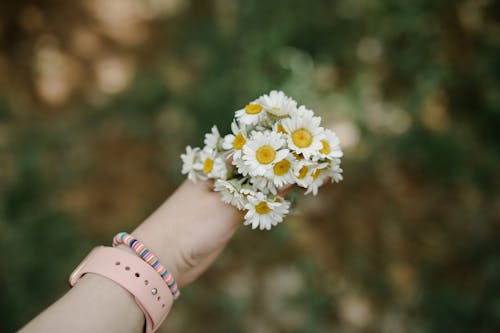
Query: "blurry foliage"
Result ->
[[1, 0, 500, 332]]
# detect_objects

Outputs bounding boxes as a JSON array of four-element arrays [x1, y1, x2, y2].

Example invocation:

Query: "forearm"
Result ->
[[19, 273, 145, 333], [18, 180, 241, 333], [127, 180, 241, 287]]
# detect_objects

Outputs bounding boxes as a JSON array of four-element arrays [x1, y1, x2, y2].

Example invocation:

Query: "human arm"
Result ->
[[18, 179, 242, 333]]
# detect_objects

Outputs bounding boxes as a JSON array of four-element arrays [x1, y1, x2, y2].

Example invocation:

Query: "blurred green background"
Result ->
[[1, 0, 500, 332]]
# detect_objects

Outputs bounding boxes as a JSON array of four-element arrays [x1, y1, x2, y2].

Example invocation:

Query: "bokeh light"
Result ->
[[1, 0, 499, 332]]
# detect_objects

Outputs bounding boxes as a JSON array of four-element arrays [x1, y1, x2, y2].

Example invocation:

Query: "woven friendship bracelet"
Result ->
[[112, 232, 181, 300]]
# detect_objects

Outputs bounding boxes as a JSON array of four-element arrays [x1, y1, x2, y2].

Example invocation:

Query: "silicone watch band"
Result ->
[[69, 246, 173, 333]]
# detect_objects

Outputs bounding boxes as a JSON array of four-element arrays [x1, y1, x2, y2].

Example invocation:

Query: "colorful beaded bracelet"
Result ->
[[112, 232, 181, 300]]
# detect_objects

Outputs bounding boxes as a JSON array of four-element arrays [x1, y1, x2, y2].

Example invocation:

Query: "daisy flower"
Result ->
[[195, 148, 228, 180], [232, 154, 250, 177], [222, 120, 248, 159], [281, 106, 325, 159], [242, 131, 289, 177], [273, 195, 291, 216], [214, 179, 246, 209], [326, 158, 344, 183], [293, 160, 321, 188], [266, 153, 297, 188], [314, 129, 343, 161], [204, 125, 221, 151], [304, 163, 331, 196], [273, 120, 289, 136], [179, 90, 344, 230], [289, 104, 316, 119], [239, 184, 257, 198], [235, 100, 267, 126], [180, 146, 201, 182], [244, 191, 290, 230], [250, 176, 278, 195], [258, 90, 298, 118]]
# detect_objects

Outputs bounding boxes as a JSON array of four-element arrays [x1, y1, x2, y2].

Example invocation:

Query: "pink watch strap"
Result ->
[[69, 246, 173, 333]]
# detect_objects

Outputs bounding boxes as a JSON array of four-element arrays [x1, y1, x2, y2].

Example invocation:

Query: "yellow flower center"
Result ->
[[255, 201, 271, 214], [292, 129, 313, 148], [203, 158, 214, 174], [276, 123, 288, 134], [297, 166, 308, 179], [256, 145, 276, 164], [233, 133, 246, 150], [245, 104, 262, 115], [320, 140, 331, 154], [273, 159, 291, 176], [312, 168, 322, 180]]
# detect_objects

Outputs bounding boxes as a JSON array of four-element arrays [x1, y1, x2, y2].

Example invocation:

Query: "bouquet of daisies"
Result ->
[[181, 91, 343, 230]]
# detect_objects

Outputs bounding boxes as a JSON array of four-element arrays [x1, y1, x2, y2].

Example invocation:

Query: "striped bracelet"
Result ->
[[112, 232, 181, 300]]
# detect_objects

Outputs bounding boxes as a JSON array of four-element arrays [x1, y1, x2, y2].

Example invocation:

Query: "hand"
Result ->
[[124, 180, 243, 287], [17, 178, 320, 333]]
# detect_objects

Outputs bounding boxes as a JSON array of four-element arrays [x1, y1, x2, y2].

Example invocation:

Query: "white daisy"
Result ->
[[232, 154, 250, 177], [273, 195, 291, 216], [272, 120, 289, 136], [239, 184, 257, 198], [313, 129, 343, 161], [244, 191, 290, 230], [242, 131, 289, 177], [326, 158, 343, 183], [304, 163, 331, 196], [265, 153, 297, 188], [293, 160, 322, 189], [214, 179, 246, 209], [235, 100, 267, 126], [195, 148, 228, 180], [289, 104, 316, 119], [204, 125, 221, 151], [180, 145, 201, 182], [281, 106, 325, 159], [258, 90, 298, 118], [250, 176, 278, 195], [222, 120, 248, 159]]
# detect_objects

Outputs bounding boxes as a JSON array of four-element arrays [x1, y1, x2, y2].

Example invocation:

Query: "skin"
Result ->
[[18, 179, 298, 333], [19, 180, 243, 333]]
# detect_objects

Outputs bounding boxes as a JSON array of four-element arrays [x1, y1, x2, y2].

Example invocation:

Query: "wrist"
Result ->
[[112, 234, 181, 299], [127, 179, 241, 288], [121, 228, 184, 286], [115, 244, 179, 280], [77, 273, 145, 329], [69, 246, 174, 332]]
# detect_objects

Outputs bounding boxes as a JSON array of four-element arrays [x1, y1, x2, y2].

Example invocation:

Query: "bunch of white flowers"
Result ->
[[181, 90, 343, 230]]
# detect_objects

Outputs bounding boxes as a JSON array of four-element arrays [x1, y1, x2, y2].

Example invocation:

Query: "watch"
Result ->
[[69, 246, 173, 333]]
